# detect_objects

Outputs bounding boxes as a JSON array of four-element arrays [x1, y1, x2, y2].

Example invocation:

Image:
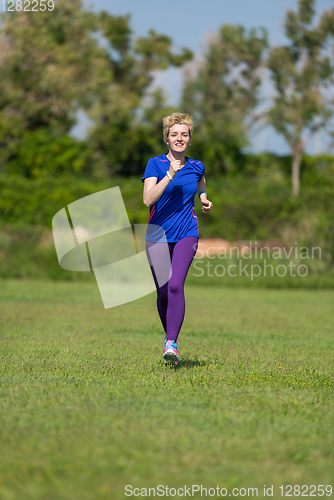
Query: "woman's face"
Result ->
[[167, 124, 191, 154]]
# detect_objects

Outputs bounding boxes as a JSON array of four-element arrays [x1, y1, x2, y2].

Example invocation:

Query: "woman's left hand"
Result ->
[[201, 198, 213, 213]]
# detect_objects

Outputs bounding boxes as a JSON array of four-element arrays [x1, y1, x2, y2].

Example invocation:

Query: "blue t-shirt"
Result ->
[[141, 153, 205, 242]]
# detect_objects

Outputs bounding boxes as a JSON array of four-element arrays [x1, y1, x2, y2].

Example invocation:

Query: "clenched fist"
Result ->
[[168, 160, 183, 179]]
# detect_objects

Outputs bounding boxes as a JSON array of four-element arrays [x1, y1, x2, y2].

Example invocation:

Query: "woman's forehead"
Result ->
[[169, 124, 189, 133]]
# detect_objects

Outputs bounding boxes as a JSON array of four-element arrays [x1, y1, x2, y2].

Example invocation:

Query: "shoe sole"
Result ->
[[163, 350, 179, 365]]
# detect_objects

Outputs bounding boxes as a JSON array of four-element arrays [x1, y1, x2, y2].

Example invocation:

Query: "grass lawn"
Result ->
[[0, 280, 333, 499]]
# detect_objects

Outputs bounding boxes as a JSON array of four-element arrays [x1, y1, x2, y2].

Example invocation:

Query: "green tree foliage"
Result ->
[[0, 0, 109, 169], [266, 0, 334, 196], [119, 89, 176, 176], [181, 25, 268, 175], [0, 2, 191, 177], [86, 13, 192, 176], [5, 128, 101, 179]]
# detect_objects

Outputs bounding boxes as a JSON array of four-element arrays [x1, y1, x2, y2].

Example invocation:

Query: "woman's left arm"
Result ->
[[197, 176, 213, 213]]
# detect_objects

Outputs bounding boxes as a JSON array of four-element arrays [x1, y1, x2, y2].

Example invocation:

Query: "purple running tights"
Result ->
[[146, 236, 198, 343]]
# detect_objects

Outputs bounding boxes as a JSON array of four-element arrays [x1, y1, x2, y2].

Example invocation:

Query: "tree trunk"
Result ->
[[291, 143, 303, 197]]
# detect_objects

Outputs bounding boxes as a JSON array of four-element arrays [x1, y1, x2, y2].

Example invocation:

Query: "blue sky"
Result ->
[[74, 0, 334, 155]]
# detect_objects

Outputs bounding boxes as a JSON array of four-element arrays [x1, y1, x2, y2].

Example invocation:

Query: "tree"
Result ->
[[122, 89, 176, 176], [0, 0, 109, 168], [181, 25, 268, 176], [266, 0, 334, 196], [86, 13, 192, 176], [6, 128, 100, 179], [0, 3, 191, 177]]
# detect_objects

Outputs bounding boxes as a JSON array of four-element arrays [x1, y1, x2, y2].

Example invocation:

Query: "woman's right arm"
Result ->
[[143, 176, 170, 208], [143, 161, 181, 207]]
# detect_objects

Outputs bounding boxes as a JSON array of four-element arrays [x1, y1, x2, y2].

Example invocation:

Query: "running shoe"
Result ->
[[163, 340, 179, 365]]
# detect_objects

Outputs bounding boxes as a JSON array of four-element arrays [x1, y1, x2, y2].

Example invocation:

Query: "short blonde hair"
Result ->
[[163, 112, 193, 144]]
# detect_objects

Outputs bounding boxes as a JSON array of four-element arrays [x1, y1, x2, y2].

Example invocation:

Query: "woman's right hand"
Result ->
[[168, 160, 182, 179]]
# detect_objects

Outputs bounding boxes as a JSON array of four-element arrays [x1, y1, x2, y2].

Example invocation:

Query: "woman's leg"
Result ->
[[145, 241, 174, 334], [166, 236, 198, 343]]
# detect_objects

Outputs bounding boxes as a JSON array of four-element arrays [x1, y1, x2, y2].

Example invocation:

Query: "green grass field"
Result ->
[[0, 280, 333, 499]]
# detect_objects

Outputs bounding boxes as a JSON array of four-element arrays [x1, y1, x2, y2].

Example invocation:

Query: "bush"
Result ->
[[5, 128, 105, 179], [0, 172, 333, 285]]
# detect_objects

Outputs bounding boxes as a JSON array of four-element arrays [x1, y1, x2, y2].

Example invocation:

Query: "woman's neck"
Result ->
[[166, 150, 187, 165]]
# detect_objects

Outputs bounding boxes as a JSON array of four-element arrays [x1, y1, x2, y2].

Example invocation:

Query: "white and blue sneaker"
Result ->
[[163, 339, 179, 365]]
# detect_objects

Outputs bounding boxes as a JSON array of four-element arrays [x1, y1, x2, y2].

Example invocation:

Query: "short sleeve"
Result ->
[[141, 158, 159, 183], [198, 161, 205, 180]]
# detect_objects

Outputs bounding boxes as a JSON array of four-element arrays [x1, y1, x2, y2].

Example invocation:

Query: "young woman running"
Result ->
[[141, 113, 213, 365]]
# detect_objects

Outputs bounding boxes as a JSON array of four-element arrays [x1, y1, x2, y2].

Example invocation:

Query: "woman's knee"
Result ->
[[168, 280, 182, 295]]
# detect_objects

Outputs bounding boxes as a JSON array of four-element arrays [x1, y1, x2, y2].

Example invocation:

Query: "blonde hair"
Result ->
[[162, 112, 193, 144]]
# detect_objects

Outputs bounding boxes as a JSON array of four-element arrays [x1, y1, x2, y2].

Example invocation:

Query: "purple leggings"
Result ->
[[146, 236, 198, 343]]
